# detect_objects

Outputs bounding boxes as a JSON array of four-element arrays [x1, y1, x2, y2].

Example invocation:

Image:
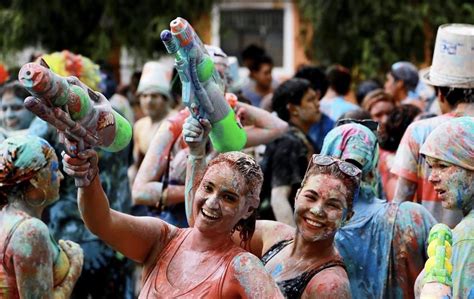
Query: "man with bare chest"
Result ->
[[128, 62, 176, 185]]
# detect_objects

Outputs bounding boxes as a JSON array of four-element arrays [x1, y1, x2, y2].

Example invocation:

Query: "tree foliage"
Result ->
[[297, 0, 474, 80], [0, 0, 214, 61]]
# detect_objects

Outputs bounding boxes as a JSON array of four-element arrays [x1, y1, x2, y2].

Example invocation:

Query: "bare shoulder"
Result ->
[[10, 218, 52, 258], [256, 220, 294, 253], [302, 266, 351, 299]]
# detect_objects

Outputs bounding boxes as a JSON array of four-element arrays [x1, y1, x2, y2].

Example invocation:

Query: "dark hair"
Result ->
[[241, 44, 266, 62], [205, 152, 263, 244], [294, 65, 329, 97], [356, 80, 381, 105], [379, 104, 421, 151], [271, 78, 311, 121], [435, 86, 474, 107], [327, 65, 351, 95], [0, 81, 30, 100], [338, 109, 371, 121], [248, 55, 273, 72]]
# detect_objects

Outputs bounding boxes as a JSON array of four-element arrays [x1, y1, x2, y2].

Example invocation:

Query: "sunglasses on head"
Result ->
[[336, 118, 379, 133], [310, 154, 362, 178]]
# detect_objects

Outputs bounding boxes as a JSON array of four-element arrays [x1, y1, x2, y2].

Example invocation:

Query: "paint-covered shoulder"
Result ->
[[9, 217, 52, 257], [256, 220, 294, 252], [302, 266, 351, 299], [230, 252, 283, 298]]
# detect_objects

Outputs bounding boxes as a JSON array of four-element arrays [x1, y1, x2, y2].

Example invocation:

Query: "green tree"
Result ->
[[0, 0, 214, 62], [297, 0, 474, 80]]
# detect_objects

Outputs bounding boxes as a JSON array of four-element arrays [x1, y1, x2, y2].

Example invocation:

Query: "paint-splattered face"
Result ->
[[193, 163, 251, 236], [139, 92, 169, 119], [427, 156, 474, 214], [1, 92, 35, 130], [32, 155, 63, 204], [294, 174, 350, 242]]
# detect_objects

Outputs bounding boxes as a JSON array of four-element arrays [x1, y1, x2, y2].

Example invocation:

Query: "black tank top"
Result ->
[[261, 239, 346, 299]]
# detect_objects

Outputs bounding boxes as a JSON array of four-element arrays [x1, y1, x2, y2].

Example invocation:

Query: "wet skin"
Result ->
[[427, 156, 474, 215], [294, 174, 351, 242], [193, 163, 253, 236], [1, 92, 35, 130]]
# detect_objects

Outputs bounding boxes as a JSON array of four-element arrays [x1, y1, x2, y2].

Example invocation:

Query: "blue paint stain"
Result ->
[[272, 263, 283, 277], [50, 160, 59, 182]]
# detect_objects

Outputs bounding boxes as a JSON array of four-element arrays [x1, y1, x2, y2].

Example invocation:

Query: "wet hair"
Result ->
[[248, 54, 273, 73], [205, 152, 263, 243], [294, 66, 329, 96], [299, 162, 360, 218], [379, 104, 421, 152], [0, 81, 30, 100], [271, 78, 312, 121], [327, 65, 351, 95], [435, 86, 474, 107], [338, 109, 371, 121], [356, 80, 381, 105]]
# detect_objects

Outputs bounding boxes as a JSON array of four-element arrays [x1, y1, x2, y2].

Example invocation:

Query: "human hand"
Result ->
[[183, 116, 211, 157], [62, 149, 99, 187]]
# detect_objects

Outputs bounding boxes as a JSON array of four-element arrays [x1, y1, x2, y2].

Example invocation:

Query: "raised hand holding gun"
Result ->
[[18, 60, 132, 187], [161, 17, 247, 153]]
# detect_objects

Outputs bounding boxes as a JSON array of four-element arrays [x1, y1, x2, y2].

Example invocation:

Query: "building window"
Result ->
[[219, 9, 284, 67]]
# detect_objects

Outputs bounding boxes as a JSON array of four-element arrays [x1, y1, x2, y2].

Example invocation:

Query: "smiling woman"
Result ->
[[0, 81, 35, 133], [183, 113, 360, 298], [62, 119, 283, 298]]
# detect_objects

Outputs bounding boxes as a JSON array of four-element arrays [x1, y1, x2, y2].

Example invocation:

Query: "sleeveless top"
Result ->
[[0, 208, 69, 299], [139, 228, 245, 298], [261, 239, 346, 299]]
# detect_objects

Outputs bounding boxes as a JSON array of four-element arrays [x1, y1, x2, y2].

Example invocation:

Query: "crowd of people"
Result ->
[[0, 22, 472, 298]]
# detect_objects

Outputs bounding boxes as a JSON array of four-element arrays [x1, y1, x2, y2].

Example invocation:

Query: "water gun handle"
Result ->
[[24, 96, 96, 187]]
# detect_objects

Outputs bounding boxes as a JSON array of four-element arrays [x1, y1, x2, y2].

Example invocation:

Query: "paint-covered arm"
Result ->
[[302, 267, 352, 299], [11, 219, 56, 298], [183, 117, 212, 227], [132, 110, 188, 207], [393, 176, 417, 203], [271, 186, 296, 227], [63, 150, 174, 263], [236, 102, 288, 148], [53, 240, 84, 299], [225, 252, 283, 298]]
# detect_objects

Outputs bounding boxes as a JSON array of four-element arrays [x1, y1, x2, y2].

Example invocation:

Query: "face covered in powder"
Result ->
[[193, 163, 253, 236], [1, 92, 35, 131], [427, 156, 474, 215], [32, 154, 63, 204], [294, 174, 352, 242]]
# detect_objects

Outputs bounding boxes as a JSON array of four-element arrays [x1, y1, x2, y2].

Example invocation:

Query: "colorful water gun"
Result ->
[[18, 59, 132, 187], [161, 17, 247, 153], [420, 223, 453, 298]]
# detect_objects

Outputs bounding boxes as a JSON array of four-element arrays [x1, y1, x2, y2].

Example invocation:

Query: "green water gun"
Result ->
[[18, 60, 132, 186], [161, 17, 247, 153], [423, 223, 453, 286]]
